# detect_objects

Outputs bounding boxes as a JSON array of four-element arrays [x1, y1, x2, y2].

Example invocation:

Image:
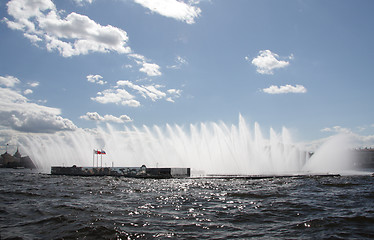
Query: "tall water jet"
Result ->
[[15, 115, 354, 176], [303, 134, 356, 174]]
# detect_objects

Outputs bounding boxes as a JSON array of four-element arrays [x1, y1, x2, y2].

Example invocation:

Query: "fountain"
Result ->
[[16, 115, 355, 176]]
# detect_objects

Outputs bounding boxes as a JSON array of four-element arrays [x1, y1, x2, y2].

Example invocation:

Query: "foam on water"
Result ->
[[16, 115, 355, 175]]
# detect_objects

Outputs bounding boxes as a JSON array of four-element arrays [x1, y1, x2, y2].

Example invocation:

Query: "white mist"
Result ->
[[17, 115, 354, 176]]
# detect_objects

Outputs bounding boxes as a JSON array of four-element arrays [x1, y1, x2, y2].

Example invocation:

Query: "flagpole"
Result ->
[[93, 149, 95, 168]]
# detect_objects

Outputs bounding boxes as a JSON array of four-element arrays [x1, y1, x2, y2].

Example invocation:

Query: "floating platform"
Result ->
[[51, 166, 190, 178]]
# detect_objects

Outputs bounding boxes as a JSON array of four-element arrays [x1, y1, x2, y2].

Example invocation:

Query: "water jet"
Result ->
[[16, 115, 356, 176]]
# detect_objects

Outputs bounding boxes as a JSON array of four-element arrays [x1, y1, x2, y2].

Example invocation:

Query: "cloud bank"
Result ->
[[0, 75, 77, 133]]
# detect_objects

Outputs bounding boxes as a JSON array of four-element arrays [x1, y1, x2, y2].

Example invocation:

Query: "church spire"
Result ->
[[14, 146, 21, 159]]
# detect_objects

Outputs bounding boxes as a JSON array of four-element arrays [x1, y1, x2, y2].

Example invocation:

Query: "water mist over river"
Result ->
[[17, 116, 354, 175]]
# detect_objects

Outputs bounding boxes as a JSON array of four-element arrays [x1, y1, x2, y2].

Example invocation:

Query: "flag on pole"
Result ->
[[94, 149, 106, 154]]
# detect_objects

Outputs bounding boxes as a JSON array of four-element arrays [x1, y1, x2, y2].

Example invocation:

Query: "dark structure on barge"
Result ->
[[51, 165, 191, 178]]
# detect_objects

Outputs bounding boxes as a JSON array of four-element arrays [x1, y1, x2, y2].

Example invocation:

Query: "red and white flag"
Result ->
[[94, 149, 106, 154]]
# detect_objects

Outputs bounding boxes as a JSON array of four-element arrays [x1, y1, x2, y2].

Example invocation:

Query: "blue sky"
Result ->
[[1, 0, 374, 147]]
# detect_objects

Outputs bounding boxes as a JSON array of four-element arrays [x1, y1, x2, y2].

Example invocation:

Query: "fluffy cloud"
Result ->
[[8, 113, 77, 133], [23, 89, 33, 95], [134, 0, 201, 24], [128, 54, 162, 77], [80, 112, 132, 123], [91, 88, 140, 107], [117, 80, 182, 103], [87, 74, 107, 85], [28, 82, 40, 88], [4, 0, 131, 57], [139, 62, 162, 77], [92, 79, 182, 107], [0, 86, 77, 133], [74, 0, 93, 6], [250, 50, 292, 75], [117, 80, 166, 101], [4, 0, 163, 77], [166, 89, 182, 102], [262, 84, 307, 94], [0, 75, 20, 87]]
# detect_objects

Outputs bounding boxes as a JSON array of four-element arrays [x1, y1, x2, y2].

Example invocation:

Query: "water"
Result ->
[[1, 169, 373, 239], [16, 116, 339, 175]]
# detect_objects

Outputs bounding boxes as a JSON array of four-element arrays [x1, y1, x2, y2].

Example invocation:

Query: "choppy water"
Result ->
[[1, 169, 373, 239]]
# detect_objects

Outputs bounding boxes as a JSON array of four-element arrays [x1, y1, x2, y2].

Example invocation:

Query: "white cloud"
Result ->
[[5, 0, 163, 77], [134, 0, 201, 24], [0, 75, 20, 87], [166, 88, 182, 102], [139, 62, 162, 77], [312, 125, 374, 148], [128, 54, 162, 77], [24, 89, 33, 95], [116, 80, 181, 103], [250, 50, 291, 75], [80, 112, 132, 123], [91, 88, 140, 107], [87, 74, 107, 85], [117, 80, 165, 101], [28, 82, 40, 88], [74, 0, 94, 6], [352, 134, 374, 147], [0, 87, 77, 133], [128, 53, 146, 61], [24, 33, 42, 43], [262, 84, 307, 94], [91, 78, 181, 107], [321, 126, 352, 134], [4, 0, 131, 57]]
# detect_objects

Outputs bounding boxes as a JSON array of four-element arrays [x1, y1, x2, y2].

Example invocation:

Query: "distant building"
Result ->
[[0, 148, 36, 169], [353, 148, 374, 169]]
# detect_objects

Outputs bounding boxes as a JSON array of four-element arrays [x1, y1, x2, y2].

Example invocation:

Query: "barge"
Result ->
[[51, 165, 191, 178]]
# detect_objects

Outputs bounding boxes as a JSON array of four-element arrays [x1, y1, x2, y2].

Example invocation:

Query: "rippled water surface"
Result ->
[[1, 169, 373, 239]]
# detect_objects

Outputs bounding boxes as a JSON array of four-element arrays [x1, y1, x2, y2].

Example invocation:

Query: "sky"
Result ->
[[1, 0, 374, 148]]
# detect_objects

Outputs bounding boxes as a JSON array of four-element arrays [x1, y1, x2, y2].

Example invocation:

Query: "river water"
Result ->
[[1, 169, 373, 239]]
